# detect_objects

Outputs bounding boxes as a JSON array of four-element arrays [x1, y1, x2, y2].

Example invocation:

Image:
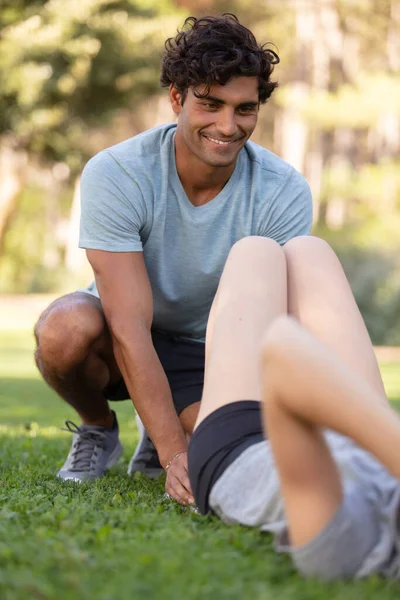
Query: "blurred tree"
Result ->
[[274, 0, 400, 228], [1, 0, 400, 342], [0, 0, 182, 163], [0, 0, 184, 248]]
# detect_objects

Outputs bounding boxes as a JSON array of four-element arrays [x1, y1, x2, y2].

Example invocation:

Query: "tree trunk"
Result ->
[[278, 2, 313, 174]]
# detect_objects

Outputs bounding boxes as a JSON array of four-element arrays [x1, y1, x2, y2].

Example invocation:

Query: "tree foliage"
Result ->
[[0, 0, 182, 169]]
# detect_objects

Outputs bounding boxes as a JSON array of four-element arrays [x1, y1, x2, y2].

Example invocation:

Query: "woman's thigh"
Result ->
[[195, 237, 287, 427], [284, 236, 386, 399]]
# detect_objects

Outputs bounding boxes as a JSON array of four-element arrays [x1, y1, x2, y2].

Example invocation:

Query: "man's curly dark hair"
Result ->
[[160, 14, 279, 104]]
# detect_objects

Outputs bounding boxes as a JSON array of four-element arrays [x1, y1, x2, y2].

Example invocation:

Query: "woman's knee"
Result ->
[[34, 293, 106, 373], [215, 237, 287, 311], [283, 236, 349, 295], [230, 235, 283, 258], [225, 236, 286, 276], [284, 236, 339, 265]]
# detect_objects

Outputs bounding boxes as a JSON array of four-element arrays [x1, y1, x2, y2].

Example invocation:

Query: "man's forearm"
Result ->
[[111, 324, 187, 467]]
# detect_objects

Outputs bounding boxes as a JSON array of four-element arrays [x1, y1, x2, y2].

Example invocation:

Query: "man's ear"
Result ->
[[170, 84, 184, 114]]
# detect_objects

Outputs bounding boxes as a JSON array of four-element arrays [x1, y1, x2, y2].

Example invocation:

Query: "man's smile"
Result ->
[[202, 134, 243, 147]]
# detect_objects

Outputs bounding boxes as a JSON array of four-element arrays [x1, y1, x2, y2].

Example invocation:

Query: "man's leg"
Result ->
[[35, 292, 124, 480], [35, 292, 196, 479], [179, 403, 201, 434], [195, 236, 287, 428], [34, 292, 121, 425]]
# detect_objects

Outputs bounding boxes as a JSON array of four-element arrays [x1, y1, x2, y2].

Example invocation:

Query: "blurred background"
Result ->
[[0, 0, 399, 344]]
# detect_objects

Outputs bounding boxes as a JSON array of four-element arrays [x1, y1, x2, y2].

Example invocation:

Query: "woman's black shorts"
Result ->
[[188, 400, 264, 514]]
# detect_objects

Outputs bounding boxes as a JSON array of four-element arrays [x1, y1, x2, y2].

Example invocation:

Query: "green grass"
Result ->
[[1, 322, 400, 599]]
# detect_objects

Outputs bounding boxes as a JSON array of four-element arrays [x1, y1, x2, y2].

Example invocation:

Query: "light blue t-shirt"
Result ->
[[79, 123, 312, 340]]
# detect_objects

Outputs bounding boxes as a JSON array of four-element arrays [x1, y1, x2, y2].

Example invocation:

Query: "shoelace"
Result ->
[[61, 420, 108, 472]]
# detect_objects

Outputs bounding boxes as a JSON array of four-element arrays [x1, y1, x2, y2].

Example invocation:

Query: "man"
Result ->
[[34, 14, 312, 505]]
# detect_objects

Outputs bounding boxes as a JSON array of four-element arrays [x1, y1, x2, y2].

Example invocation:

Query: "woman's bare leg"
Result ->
[[284, 236, 386, 401], [261, 316, 400, 548], [258, 236, 391, 547], [195, 236, 287, 427], [194, 234, 396, 553]]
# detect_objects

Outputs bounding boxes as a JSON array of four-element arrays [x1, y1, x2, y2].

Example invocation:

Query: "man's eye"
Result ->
[[203, 103, 218, 110], [239, 106, 255, 114]]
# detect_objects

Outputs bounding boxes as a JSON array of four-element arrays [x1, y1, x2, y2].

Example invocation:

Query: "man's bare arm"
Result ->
[[86, 249, 192, 500]]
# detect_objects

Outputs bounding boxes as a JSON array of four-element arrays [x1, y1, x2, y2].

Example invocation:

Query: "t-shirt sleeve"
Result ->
[[257, 168, 313, 244], [79, 150, 146, 252]]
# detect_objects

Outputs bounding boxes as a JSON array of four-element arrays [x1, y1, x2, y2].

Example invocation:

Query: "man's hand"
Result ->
[[165, 452, 194, 505]]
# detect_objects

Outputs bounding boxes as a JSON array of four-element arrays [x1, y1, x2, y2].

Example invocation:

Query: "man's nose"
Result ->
[[216, 110, 238, 138]]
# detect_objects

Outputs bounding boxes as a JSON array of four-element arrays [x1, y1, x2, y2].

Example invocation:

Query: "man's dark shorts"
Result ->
[[103, 330, 205, 415]]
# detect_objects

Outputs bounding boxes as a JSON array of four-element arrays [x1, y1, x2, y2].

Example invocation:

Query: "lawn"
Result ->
[[1, 298, 400, 600]]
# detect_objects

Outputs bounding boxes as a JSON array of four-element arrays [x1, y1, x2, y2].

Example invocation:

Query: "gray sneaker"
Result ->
[[127, 414, 163, 479], [57, 411, 123, 482]]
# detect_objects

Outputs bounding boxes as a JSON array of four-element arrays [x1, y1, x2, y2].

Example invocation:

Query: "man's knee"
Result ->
[[34, 293, 106, 374]]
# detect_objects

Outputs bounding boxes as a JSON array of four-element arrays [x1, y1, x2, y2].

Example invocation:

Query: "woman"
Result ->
[[186, 235, 400, 580]]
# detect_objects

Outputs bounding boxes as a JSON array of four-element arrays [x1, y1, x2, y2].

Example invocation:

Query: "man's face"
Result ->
[[171, 76, 259, 169]]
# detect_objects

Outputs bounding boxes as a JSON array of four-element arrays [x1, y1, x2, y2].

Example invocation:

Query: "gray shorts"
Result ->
[[209, 438, 400, 580]]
